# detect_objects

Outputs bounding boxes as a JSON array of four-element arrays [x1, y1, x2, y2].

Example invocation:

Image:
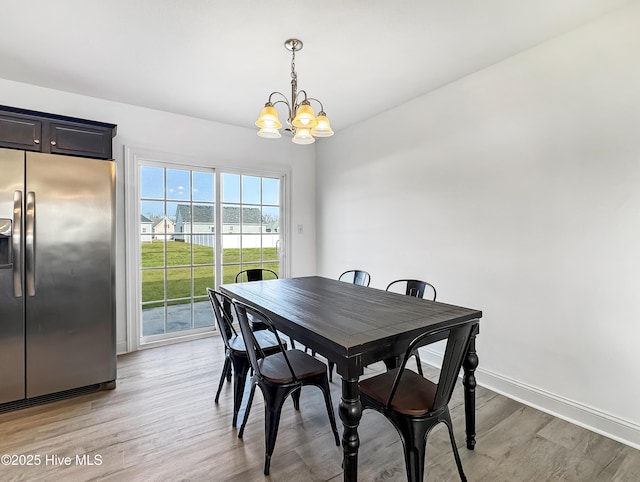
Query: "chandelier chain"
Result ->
[[290, 48, 297, 87]]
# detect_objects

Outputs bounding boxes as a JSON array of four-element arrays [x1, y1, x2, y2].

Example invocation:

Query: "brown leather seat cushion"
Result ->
[[258, 349, 327, 383], [359, 368, 437, 416]]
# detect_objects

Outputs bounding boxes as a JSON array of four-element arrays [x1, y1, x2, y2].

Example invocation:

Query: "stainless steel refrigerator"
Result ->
[[0, 148, 116, 405]]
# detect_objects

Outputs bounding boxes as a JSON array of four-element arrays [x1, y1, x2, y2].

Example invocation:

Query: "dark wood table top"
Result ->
[[220, 275, 482, 378]]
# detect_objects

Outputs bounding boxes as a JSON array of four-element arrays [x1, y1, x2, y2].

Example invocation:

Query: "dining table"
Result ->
[[220, 275, 482, 482]]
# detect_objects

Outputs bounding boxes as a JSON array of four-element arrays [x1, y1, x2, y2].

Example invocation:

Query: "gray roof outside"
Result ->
[[141, 214, 153, 223], [175, 204, 261, 224]]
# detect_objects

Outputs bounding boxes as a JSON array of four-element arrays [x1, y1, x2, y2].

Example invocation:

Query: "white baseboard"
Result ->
[[418, 347, 640, 450]]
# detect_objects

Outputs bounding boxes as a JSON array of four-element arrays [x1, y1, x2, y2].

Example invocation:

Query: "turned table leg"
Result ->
[[463, 329, 479, 450], [339, 378, 362, 481]]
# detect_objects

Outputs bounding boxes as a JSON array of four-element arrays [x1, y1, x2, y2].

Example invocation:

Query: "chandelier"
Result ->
[[255, 38, 334, 144]]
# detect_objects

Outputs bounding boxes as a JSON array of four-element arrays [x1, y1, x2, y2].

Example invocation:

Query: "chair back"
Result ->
[[207, 288, 236, 349], [232, 299, 296, 382], [338, 269, 371, 287], [385, 279, 436, 301], [386, 319, 478, 412], [235, 268, 278, 283]]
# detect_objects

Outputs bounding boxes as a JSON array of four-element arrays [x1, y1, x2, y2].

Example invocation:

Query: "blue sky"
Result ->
[[140, 167, 279, 219]]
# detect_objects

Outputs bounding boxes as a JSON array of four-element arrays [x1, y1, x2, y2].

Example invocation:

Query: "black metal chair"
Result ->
[[386, 279, 436, 301], [385, 279, 437, 375], [359, 319, 478, 482], [232, 299, 340, 476], [338, 269, 371, 287], [233, 268, 281, 334], [235, 268, 278, 283], [207, 288, 283, 427]]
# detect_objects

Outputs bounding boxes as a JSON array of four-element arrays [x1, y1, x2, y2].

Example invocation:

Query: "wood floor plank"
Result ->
[[0, 336, 638, 481]]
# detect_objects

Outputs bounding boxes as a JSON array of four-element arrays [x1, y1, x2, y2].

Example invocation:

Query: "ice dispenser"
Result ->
[[0, 218, 12, 268]]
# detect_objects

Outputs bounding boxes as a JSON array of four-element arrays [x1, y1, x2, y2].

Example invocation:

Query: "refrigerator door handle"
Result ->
[[13, 191, 23, 298], [26, 191, 36, 297]]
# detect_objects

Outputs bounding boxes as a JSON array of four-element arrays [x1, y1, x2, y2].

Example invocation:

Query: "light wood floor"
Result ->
[[1, 336, 638, 481]]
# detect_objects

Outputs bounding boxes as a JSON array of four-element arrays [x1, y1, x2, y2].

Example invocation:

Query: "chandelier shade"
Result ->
[[255, 39, 332, 144], [292, 127, 315, 145], [257, 127, 282, 139], [292, 102, 318, 128], [255, 104, 283, 129], [310, 112, 334, 137]]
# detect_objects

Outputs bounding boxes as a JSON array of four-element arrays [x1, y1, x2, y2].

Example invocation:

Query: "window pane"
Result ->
[[193, 266, 215, 297], [222, 235, 240, 265], [193, 237, 214, 265], [168, 236, 191, 267], [222, 173, 240, 203], [262, 177, 280, 205], [141, 200, 164, 222], [142, 236, 165, 268], [166, 201, 179, 231], [222, 234, 240, 284], [167, 303, 192, 333], [242, 175, 261, 204], [222, 265, 238, 285], [191, 204, 215, 234], [141, 166, 164, 199], [262, 241, 279, 262], [193, 171, 214, 202], [242, 235, 261, 262], [154, 218, 174, 239], [242, 206, 262, 233], [167, 169, 190, 201], [194, 298, 213, 328], [222, 204, 240, 233], [166, 268, 192, 300], [175, 204, 191, 237], [142, 302, 165, 336], [142, 269, 164, 302], [262, 206, 279, 233]]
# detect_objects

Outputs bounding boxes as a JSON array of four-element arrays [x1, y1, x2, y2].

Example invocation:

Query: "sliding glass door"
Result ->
[[139, 166, 215, 337], [137, 162, 284, 344]]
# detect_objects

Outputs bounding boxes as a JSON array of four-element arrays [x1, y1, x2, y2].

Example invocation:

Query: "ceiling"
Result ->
[[0, 0, 633, 132]]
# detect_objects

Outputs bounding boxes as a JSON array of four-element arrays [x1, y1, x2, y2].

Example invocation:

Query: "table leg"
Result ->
[[382, 356, 399, 370], [339, 378, 362, 482], [462, 330, 479, 450]]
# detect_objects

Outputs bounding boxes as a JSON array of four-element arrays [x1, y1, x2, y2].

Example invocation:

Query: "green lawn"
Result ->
[[141, 240, 279, 304]]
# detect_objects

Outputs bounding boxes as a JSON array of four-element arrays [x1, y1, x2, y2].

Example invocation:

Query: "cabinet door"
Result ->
[[49, 122, 113, 159], [0, 113, 42, 152]]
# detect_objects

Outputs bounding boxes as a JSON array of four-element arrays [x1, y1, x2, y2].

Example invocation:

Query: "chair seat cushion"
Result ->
[[359, 368, 437, 416], [259, 349, 327, 383]]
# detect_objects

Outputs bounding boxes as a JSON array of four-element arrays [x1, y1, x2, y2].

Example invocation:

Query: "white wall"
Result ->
[[0, 80, 317, 354], [316, 2, 640, 447]]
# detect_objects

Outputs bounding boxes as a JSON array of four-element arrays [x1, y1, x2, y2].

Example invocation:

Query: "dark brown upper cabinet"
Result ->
[[0, 105, 117, 160]]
